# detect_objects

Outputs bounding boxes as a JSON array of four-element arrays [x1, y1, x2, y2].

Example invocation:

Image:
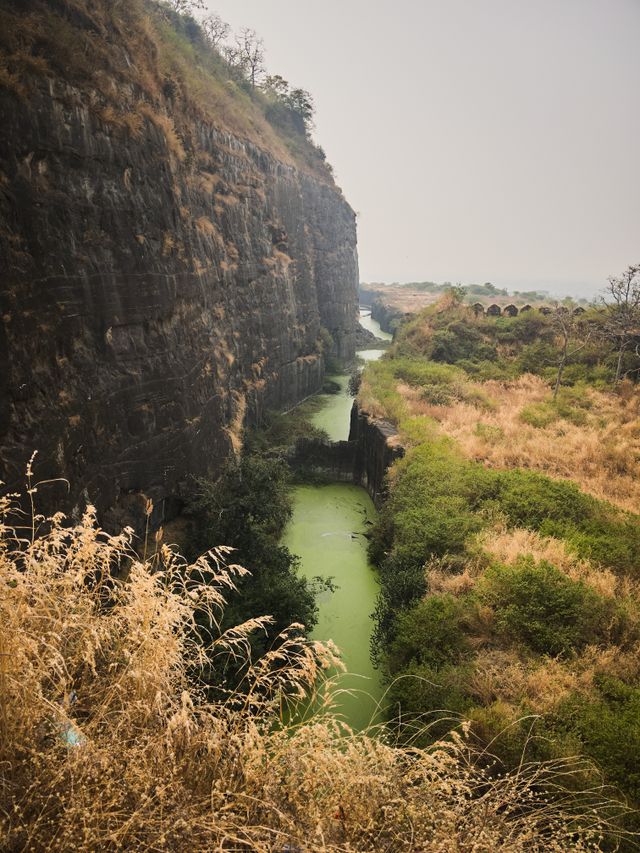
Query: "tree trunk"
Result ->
[[615, 345, 625, 384], [553, 359, 565, 400]]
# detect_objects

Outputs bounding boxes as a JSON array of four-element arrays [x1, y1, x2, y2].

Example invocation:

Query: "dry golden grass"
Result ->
[[0, 483, 619, 852], [138, 103, 186, 161], [475, 525, 636, 598], [420, 523, 640, 741], [423, 521, 640, 727], [399, 374, 640, 513], [466, 640, 640, 723]]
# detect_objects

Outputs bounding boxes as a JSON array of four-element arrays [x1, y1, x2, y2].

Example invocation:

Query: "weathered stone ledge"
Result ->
[[287, 402, 404, 505]]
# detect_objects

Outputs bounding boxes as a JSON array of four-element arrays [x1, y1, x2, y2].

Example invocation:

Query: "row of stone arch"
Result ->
[[471, 303, 586, 318]]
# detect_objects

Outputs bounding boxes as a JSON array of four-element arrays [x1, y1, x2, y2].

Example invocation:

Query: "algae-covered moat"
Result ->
[[282, 311, 389, 730]]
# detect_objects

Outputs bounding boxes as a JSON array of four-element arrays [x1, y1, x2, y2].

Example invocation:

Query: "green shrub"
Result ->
[[550, 521, 640, 576], [520, 402, 558, 428], [456, 358, 516, 381], [388, 595, 471, 671], [394, 359, 463, 387], [370, 553, 427, 662], [187, 454, 317, 649], [516, 341, 557, 375], [496, 469, 597, 529], [474, 422, 505, 442], [462, 386, 497, 411], [387, 661, 473, 741], [478, 558, 612, 656], [393, 497, 482, 562], [430, 322, 497, 364], [376, 442, 498, 564], [420, 383, 458, 405], [467, 702, 557, 767], [556, 676, 640, 804]]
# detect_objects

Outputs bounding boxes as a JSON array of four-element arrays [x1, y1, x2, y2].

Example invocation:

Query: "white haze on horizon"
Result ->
[[205, 0, 640, 300]]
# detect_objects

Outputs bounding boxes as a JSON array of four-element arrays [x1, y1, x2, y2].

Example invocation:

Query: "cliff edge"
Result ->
[[0, 0, 358, 526]]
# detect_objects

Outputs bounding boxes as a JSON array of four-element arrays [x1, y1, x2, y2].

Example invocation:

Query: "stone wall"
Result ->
[[287, 403, 404, 506]]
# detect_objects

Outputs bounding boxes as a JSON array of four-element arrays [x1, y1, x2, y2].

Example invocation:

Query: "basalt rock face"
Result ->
[[370, 298, 406, 336], [0, 14, 358, 527], [286, 406, 403, 506], [287, 437, 356, 485], [355, 322, 384, 349], [349, 403, 404, 505]]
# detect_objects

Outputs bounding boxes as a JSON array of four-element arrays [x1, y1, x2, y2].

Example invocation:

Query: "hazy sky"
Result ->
[[206, 0, 639, 298]]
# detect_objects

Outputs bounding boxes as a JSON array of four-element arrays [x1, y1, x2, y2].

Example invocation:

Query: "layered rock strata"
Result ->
[[0, 8, 358, 526]]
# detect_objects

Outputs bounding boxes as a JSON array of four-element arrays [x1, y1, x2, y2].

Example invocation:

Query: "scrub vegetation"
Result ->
[[0, 0, 331, 179], [0, 486, 628, 851], [360, 281, 640, 837]]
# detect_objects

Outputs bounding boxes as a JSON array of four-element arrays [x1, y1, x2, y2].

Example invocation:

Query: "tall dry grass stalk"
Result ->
[[0, 487, 627, 851]]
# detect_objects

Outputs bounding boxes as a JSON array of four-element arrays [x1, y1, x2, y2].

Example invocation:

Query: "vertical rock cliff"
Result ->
[[0, 0, 358, 526]]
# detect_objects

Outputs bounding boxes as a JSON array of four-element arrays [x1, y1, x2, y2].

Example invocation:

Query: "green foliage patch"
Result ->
[[478, 558, 614, 656], [187, 453, 317, 654]]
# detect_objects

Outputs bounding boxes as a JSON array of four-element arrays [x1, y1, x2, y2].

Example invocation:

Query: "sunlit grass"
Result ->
[[0, 479, 625, 850]]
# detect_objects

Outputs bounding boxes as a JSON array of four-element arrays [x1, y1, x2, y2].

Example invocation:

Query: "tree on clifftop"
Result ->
[[601, 263, 640, 383], [223, 28, 266, 87], [168, 0, 205, 13], [262, 75, 315, 136], [202, 12, 230, 48]]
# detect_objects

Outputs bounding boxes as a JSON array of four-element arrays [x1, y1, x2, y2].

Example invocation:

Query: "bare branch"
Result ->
[[202, 13, 230, 49]]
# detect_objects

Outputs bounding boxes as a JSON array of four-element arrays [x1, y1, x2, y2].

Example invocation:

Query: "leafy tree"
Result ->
[[287, 87, 315, 132], [446, 284, 467, 305], [187, 454, 317, 652], [262, 75, 315, 136], [263, 74, 290, 98]]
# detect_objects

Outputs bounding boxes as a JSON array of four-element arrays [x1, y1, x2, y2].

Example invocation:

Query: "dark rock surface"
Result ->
[[287, 402, 404, 506], [349, 403, 404, 505], [286, 403, 404, 506], [370, 298, 407, 336], [287, 437, 356, 485], [355, 322, 385, 349], [0, 73, 357, 526]]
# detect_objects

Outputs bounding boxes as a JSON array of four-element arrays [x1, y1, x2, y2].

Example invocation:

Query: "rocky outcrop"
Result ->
[[0, 2, 358, 526], [287, 437, 356, 485], [370, 298, 406, 336], [349, 404, 404, 504], [355, 322, 385, 349], [287, 402, 404, 506]]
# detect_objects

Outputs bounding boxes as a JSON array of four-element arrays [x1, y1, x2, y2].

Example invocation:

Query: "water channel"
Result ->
[[282, 310, 392, 730]]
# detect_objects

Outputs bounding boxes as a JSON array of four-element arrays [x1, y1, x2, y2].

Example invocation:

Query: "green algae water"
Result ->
[[282, 307, 392, 730], [310, 311, 390, 440], [283, 484, 383, 730], [310, 374, 353, 441]]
